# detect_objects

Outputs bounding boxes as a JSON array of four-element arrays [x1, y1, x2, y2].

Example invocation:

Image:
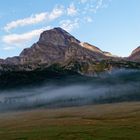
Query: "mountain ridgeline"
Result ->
[[0, 27, 140, 88]]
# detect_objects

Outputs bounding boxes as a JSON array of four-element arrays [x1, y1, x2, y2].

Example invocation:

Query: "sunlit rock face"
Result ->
[[19, 27, 80, 64], [19, 27, 108, 66], [80, 42, 115, 57], [129, 46, 140, 62], [80, 42, 103, 53]]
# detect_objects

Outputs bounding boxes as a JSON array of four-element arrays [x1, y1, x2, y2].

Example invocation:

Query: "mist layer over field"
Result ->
[[0, 69, 140, 111]]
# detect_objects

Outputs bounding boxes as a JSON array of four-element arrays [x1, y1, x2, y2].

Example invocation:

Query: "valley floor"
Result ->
[[0, 102, 140, 140]]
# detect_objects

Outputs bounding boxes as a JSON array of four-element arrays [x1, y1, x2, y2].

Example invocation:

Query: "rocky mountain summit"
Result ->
[[0, 27, 140, 88], [128, 46, 140, 62]]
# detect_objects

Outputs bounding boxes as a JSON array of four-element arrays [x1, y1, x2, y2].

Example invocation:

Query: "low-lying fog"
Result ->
[[0, 69, 140, 112]]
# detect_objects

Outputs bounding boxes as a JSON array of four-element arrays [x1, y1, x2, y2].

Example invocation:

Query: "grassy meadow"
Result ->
[[0, 102, 139, 140]]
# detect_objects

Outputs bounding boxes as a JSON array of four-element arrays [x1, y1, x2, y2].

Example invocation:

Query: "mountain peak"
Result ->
[[38, 27, 80, 46], [53, 27, 68, 32], [129, 46, 140, 62], [131, 46, 140, 55], [18, 27, 108, 66]]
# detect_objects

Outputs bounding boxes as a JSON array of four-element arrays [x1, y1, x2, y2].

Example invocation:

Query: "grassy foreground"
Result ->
[[0, 102, 140, 140]]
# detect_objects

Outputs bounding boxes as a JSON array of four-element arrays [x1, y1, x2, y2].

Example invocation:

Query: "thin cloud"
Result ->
[[67, 3, 78, 16], [4, 6, 64, 32], [84, 16, 93, 23], [2, 26, 51, 44], [48, 5, 64, 20], [4, 13, 47, 32], [94, 0, 103, 13], [60, 19, 79, 32], [3, 46, 15, 50], [3, 1, 107, 32], [80, 0, 105, 13]]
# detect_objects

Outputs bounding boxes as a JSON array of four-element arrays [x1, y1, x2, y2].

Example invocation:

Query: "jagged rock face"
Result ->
[[0, 27, 140, 77], [0, 59, 4, 63], [18, 27, 108, 67], [38, 27, 80, 46], [80, 42, 114, 57], [129, 46, 140, 62], [131, 46, 140, 55], [19, 27, 82, 65], [0, 27, 110, 75], [80, 42, 103, 53]]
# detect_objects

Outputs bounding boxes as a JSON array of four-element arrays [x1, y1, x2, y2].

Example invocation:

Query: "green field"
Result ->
[[0, 102, 140, 140]]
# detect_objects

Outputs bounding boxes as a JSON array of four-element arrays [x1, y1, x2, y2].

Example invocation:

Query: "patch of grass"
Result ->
[[0, 124, 140, 140], [0, 102, 140, 140]]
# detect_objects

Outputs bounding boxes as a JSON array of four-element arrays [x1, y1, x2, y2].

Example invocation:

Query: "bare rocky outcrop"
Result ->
[[19, 27, 108, 66], [0, 27, 111, 73], [0, 59, 4, 63], [128, 46, 140, 62]]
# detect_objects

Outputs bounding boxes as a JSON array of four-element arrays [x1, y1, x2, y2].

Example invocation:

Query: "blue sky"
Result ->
[[0, 0, 140, 58]]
